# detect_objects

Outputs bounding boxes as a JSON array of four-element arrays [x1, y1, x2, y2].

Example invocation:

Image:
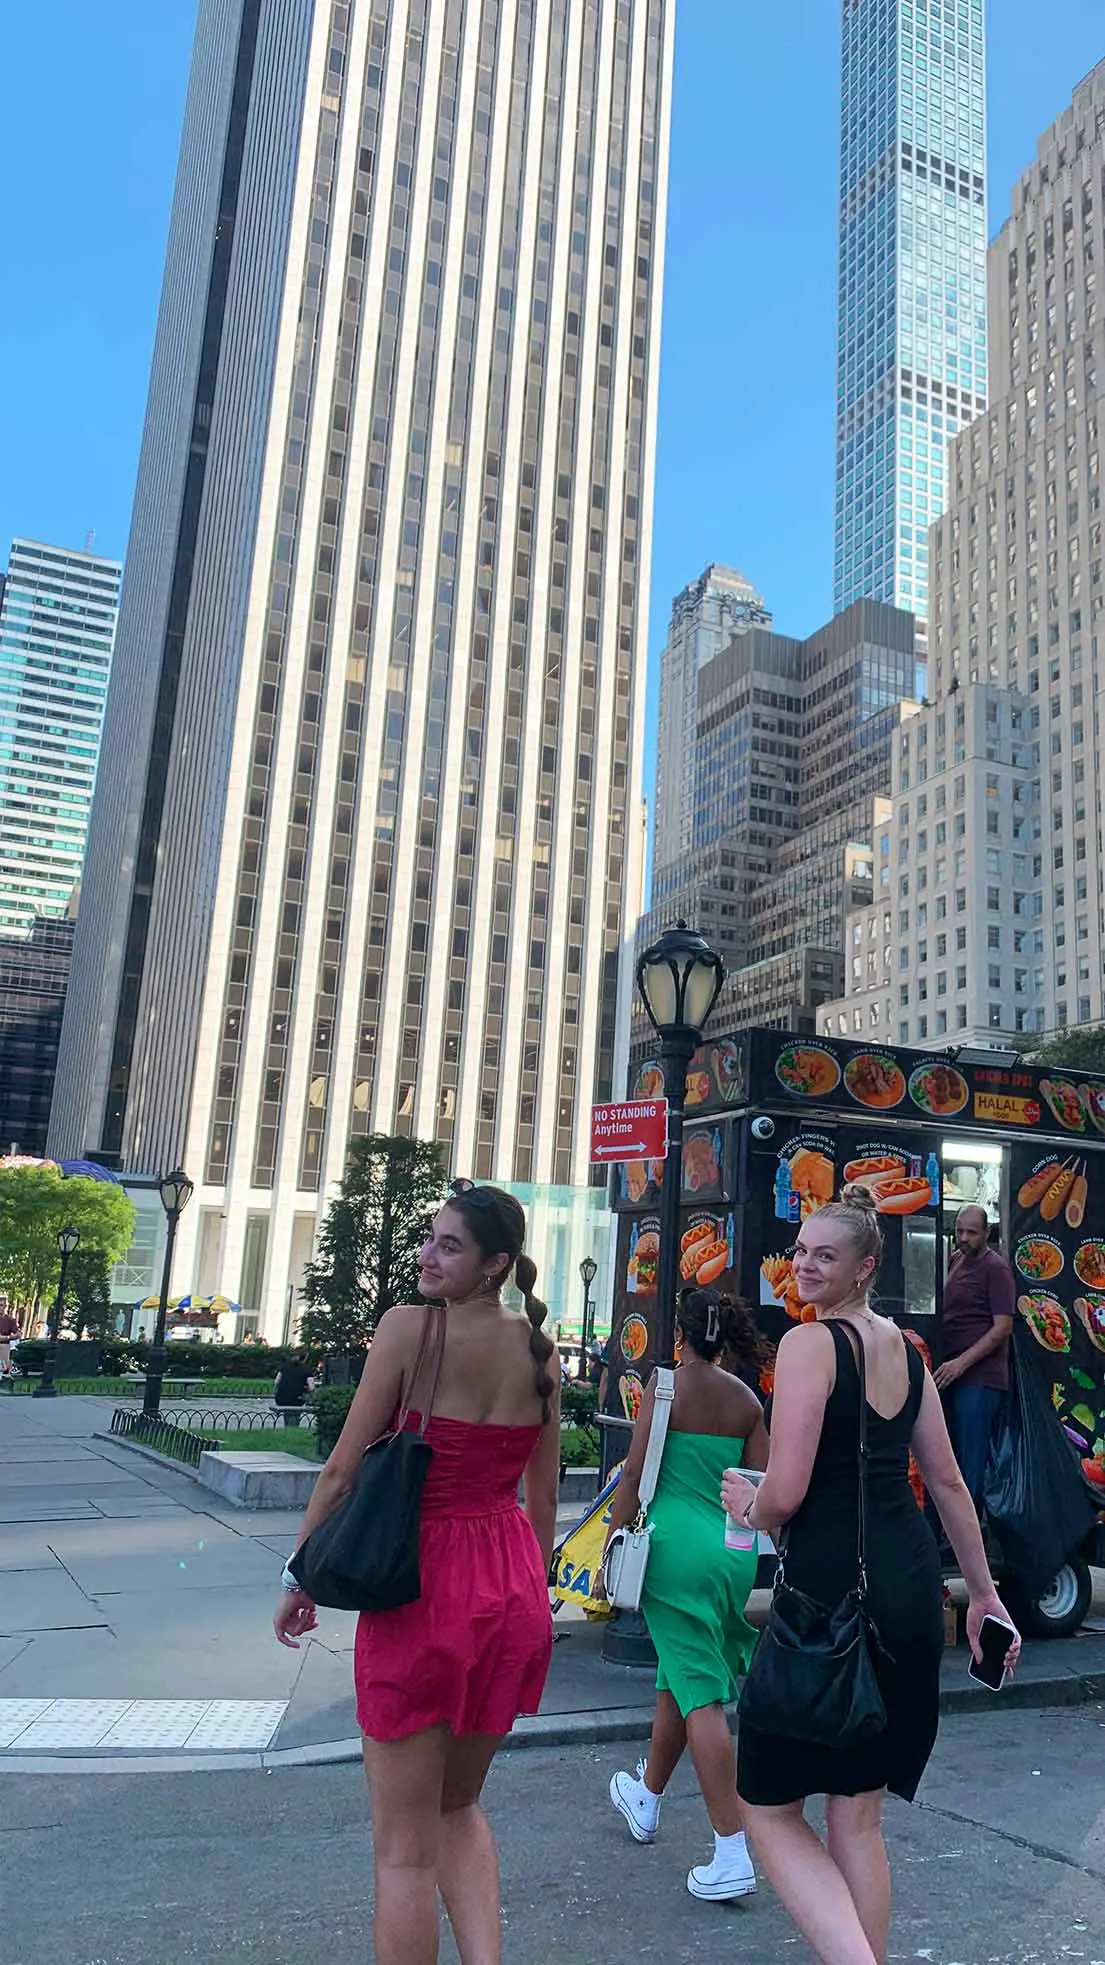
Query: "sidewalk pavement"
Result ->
[[2, 1392, 1104, 1773]]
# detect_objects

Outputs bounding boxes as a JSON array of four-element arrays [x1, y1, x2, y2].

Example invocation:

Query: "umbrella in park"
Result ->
[[58, 1159, 120, 1183], [208, 1295, 241, 1317]]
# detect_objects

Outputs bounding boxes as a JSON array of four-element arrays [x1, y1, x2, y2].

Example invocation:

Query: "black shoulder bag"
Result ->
[[289, 1306, 446, 1613], [739, 1320, 888, 1748]]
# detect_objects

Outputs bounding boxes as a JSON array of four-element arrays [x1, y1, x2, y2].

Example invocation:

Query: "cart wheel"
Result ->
[[1003, 1554, 1092, 1639]]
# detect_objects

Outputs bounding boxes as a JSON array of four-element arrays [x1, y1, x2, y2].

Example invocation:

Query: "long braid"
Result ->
[[516, 1251, 554, 1420], [445, 1183, 556, 1420]]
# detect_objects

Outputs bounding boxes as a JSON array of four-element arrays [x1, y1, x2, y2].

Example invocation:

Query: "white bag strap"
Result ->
[[637, 1366, 675, 1512]]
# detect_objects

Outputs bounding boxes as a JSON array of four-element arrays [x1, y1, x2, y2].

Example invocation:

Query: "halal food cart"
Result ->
[[605, 1027, 1105, 1635]]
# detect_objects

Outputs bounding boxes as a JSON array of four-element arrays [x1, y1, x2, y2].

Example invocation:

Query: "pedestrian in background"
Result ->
[[273, 1347, 315, 1427], [274, 1182, 559, 1965], [0, 1303, 20, 1376], [934, 1204, 1014, 1513], [604, 1287, 768, 1902], [723, 1185, 1019, 1965]]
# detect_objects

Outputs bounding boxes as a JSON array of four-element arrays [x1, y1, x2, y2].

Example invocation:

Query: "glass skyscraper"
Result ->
[[0, 539, 121, 938], [834, 0, 988, 624]]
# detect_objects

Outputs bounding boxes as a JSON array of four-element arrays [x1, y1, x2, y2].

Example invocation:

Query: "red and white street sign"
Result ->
[[589, 1098, 669, 1164]]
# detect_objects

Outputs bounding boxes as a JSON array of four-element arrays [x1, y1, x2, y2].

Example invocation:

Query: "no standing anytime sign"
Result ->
[[589, 1098, 669, 1165]]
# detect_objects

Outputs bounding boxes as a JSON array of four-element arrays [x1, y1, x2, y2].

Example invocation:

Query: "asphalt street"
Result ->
[[4, 1705, 1104, 1964]]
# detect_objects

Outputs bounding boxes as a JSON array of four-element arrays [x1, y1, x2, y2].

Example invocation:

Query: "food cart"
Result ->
[[604, 1027, 1105, 1636]]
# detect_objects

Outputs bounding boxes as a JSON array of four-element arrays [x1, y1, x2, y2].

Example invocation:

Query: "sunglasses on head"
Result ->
[[448, 1178, 497, 1209]]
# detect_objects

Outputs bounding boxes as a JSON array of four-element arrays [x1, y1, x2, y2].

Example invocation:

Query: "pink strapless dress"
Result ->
[[353, 1413, 553, 1741]]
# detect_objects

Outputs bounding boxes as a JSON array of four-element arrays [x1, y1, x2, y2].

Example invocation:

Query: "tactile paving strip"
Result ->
[[0, 1699, 53, 1747], [0, 1698, 288, 1753], [183, 1700, 288, 1751]]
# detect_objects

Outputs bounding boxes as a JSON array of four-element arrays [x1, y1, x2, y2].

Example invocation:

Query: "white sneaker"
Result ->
[[609, 1763, 662, 1843], [686, 1844, 757, 1902]]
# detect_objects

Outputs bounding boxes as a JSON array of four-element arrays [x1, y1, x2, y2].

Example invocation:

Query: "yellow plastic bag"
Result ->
[[549, 1469, 624, 1619]]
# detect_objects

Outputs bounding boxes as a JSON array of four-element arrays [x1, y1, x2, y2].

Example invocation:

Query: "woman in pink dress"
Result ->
[[274, 1183, 559, 1965]]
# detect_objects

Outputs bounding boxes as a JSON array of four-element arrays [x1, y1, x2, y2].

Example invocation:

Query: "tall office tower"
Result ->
[[51, 0, 674, 1322], [0, 911, 77, 1155], [652, 564, 771, 874], [834, 0, 988, 626], [826, 61, 1105, 1052], [637, 598, 919, 1038], [0, 540, 121, 938]]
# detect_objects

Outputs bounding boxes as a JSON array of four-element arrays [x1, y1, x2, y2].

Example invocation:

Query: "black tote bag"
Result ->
[[739, 1321, 888, 1749], [289, 1306, 446, 1613]]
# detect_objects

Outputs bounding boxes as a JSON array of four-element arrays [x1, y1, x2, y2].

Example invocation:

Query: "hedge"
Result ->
[[12, 1338, 313, 1382]]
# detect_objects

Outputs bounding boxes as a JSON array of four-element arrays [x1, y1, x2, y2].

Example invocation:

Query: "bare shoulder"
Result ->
[[776, 1320, 835, 1373], [372, 1303, 433, 1357]]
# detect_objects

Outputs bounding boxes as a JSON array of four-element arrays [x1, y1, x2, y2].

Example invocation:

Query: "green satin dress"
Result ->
[[640, 1431, 758, 1718]]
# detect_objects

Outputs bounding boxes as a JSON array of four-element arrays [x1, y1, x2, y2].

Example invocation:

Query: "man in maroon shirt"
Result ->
[[0, 1304, 21, 1376], [934, 1205, 1015, 1512]]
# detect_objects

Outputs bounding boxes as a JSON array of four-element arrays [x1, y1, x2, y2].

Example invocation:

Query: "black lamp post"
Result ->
[[143, 1169, 194, 1419], [636, 921, 725, 1369], [33, 1225, 80, 1399], [603, 922, 725, 1668], [578, 1256, 598, 1378]]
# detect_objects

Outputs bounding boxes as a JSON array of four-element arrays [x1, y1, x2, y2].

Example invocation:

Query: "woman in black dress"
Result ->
[[723, 1185, 1019, 1965]]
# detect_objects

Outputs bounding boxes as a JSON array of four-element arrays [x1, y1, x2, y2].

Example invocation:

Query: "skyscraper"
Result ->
[[834, 0, 989, 624], [824, 60, 1105, 1052], [51, 0, 673, 1322], [637, 597, 919, 1037], [0, 539, 121, 938], [652, 564, 771, 874], [0, 910, 77, 1155]]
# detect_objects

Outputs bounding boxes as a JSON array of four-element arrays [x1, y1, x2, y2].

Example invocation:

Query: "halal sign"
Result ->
[[590, 1099, 669, 1164]]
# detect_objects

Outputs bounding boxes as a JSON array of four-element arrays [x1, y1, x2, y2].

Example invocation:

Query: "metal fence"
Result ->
[[109, 1404, 318, 1468], [159, 1405, 318, 1436], [110, 1409, 209, 1467]]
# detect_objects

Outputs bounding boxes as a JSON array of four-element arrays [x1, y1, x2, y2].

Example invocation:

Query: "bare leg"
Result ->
[[684, 1703, 742, 1836], [826, 1791, 891, 1965], [363, 1729, 449, 1965], [437, 1733, 504, 1965], [642, 1690, 686, 1795], [741, 1799, 878, 1965]]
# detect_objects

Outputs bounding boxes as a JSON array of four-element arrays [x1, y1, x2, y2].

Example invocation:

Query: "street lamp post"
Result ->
[[143, 1169, 194, 1420], [578, 1256, 598, 1379], [636, 921, 726, 1369], [33, 1225, 80, 1399], [602, 922, 725, 1670]]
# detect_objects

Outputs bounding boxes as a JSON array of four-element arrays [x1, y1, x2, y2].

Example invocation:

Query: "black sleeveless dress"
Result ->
[[738, 1322, 944, 1806]]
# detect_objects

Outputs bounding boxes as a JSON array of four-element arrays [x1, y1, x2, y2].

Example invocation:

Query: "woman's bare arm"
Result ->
[[602, 1377, 656, 1542], [909, 1370, 997, 1597], [738, 1324, 834, 1537], [522, 1356, 562, 1573], [290, 1307, 418, 1549]]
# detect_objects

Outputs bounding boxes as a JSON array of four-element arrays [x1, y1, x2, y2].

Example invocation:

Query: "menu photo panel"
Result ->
[[1009, 1140, 1105, 1500]]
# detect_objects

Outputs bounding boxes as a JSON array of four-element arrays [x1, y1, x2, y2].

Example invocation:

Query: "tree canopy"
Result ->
[[1020, 1024, 1105, 1075], [299, 1134, 448, 1353], [0, 1167, 136, 1315]]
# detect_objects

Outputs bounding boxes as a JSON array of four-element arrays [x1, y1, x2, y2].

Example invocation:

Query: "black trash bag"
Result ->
[[982, 1327, 1097, 1601]]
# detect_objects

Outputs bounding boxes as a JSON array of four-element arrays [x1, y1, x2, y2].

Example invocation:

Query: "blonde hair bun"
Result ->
[[840, 1180, 879, 1213]]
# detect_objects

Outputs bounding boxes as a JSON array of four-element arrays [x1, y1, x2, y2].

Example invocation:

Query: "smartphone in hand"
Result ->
[[966, 1614, 1018, 1690]]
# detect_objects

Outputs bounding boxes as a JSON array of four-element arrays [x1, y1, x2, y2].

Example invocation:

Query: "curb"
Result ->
[[3, 1670, 1103, 1775]]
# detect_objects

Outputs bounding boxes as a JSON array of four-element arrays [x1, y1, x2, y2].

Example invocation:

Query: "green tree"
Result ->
[[1020, 1025, 1105, 1074], [299, 1134, 447, 1353], [0, 1167, 136, 1318], [62, 1247, 116, 1341]]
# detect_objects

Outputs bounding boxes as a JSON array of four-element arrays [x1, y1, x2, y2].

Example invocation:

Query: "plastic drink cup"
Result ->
[[724, 1468, 765, 1551]]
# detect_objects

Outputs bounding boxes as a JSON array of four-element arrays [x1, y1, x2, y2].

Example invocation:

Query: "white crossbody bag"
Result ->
[[601, 1368, 675, 1612]]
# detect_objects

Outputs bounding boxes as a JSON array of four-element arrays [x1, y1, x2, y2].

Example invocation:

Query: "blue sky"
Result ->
[[1, 2, 1102, 791]]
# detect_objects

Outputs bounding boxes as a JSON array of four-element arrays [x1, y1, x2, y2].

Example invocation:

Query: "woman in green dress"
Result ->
[[602, 1289, 769, 1902]]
